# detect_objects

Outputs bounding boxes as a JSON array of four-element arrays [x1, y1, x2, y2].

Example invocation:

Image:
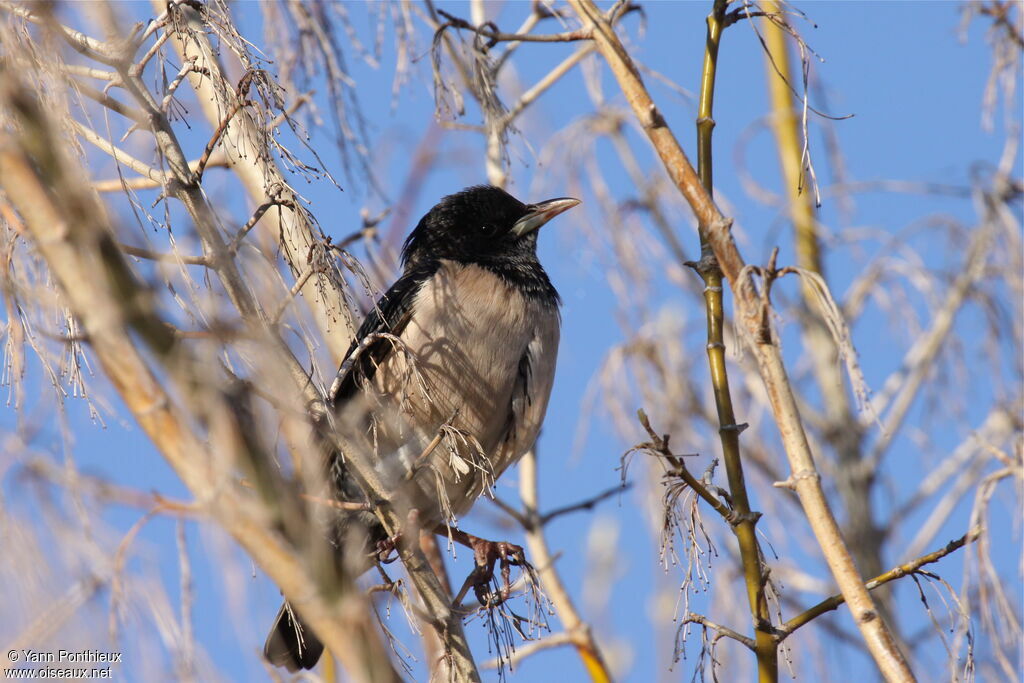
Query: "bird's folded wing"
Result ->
[[329, 265, 434, 406]]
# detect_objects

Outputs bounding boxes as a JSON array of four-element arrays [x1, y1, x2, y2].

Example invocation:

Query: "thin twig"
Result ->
[[266, 90, 315, 130], [159, 58, 208, 112], [70, 119, 165, 183], [436, 9, 593, 45], [62, 64, 118, 81], [540, 483, 628, 525], [636, 410, 733, 522], [777, 530, 982, 641], [227, 199, 295, 254], [685, 612, 756, 650], [502, 44, 596, 125], [271, 267, 318, 325], [131, 28, 171, 75], [118, 242, 208, 266], [68, 77, 147, 124], [0, 2, 118, 65], [92, 153, 227, 192], [194, 99, 254, 183], [481, 632, 574, 669]]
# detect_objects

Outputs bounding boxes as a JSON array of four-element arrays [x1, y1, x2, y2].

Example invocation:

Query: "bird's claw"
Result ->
[[466, 538, 525, 607], [374, 534, 401, 564]]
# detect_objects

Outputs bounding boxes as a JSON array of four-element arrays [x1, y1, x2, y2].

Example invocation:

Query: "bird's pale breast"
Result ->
[[354, 260, 559, 524]]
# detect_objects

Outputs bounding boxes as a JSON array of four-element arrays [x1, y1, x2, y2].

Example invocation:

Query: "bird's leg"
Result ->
[[436, 525, 525, 606]]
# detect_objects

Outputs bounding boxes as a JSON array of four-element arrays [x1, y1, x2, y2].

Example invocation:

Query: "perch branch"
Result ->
[[0, 115, 400, 683]]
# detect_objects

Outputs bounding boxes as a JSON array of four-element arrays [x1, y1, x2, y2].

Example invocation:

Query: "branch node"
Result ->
[[776, 469, 821, 490], [726, 509, 762, 527], [644, 102, 667, 130], [684, 252, 720, 278], [719, 422, 749, 434]]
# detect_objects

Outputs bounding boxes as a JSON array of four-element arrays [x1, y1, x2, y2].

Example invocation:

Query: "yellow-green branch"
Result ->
[[694, 2, 777, 681]]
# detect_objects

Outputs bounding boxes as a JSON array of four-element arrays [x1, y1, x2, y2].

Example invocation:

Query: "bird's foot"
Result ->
[[372, 509, 424, 564], [469, 538, 525, 607], [373, 533, 402, 564], [441, 527, 526, 607]]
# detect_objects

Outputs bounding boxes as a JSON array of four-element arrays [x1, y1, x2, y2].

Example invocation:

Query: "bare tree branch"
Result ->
[[778, 530, 982, 641], [568, 1, 916, 678]]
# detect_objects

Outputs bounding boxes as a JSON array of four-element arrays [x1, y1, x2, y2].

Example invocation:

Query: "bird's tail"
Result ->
[[263, 601, 324, 672]]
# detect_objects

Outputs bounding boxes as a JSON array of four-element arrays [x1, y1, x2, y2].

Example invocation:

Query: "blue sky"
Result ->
[[2, 2, 1021, 682]]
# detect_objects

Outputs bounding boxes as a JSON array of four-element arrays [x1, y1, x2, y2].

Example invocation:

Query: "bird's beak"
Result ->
[[511, 197, 581, 237]]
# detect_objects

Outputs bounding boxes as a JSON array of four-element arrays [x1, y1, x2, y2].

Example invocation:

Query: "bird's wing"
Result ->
[[502, 313, 560, 456], [329, 266, 433, 405]]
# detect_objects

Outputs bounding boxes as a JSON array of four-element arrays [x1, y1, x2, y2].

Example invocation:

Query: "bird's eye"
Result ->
[[480, 224, 498, 236]]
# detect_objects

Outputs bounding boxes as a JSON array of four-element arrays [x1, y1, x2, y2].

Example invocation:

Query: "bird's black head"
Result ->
[[401, 185, 579, 303]]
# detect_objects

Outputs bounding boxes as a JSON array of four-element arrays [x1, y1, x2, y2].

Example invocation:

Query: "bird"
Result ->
[[264, 184, 579, 671]]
